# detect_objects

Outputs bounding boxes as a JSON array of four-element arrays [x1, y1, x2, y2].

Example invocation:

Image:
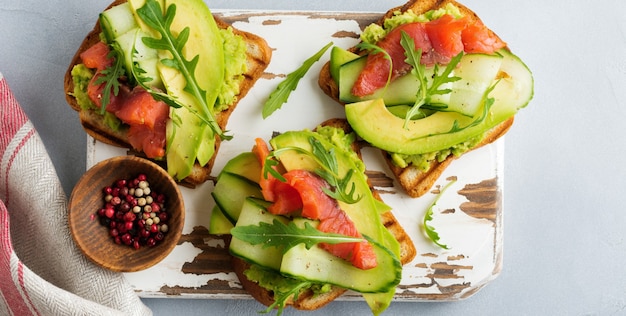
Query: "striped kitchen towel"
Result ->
[[0, 72, 152, 316]]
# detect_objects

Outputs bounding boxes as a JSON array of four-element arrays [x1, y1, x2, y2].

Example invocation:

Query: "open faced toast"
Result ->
[[231, 118, 416, 312], [64, 0, 272, 186], [318, 0, 518, 197]]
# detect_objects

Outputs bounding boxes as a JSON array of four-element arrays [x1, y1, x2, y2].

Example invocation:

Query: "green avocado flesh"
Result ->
[[158, 0, 225, 180], [342, 49, 533, 155]]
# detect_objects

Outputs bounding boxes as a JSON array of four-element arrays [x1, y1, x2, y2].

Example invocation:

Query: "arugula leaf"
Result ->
[[423, 179, 456, 249], [262, 155, 286, 182], [308, 137, 361, 204], [400, 31, 461, 130], [412, 80, 499, 141], [128, 32, 184, 111], [263, 280, 312, 316], [93, 42, 126, 115], [262, 42, 333, 119], [445, 82, 497, 133], [265, 136, 362, 204], [136, 0, 231, 140], [231, 219, 364, 253]]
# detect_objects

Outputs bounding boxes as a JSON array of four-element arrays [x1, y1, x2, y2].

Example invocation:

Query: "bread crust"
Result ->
[[231, 118, 416, 311], [384, 117, 513, 197], [64, 0, 272, 186], [317, 0, 513, 197]]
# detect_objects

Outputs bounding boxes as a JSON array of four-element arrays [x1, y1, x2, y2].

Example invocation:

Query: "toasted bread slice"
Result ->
[[385, 117, 513, 197], [232, 118, 416, 312], [318, 0, 514, 197], [64, 0, 272, 186]]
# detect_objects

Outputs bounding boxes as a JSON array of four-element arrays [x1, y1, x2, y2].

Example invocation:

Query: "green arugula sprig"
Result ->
[[93, 42, 126, 115], [262, 42, 333, 119], [400, 31, 461, 130], [413, 80, 499, 141], [263, 280, 312, 316], [263, 137, 362, 204], [423, 179, 456, 249], [231, 218, 364, 253], [136, 0, 231, 140], [444, 81, 498, 133]]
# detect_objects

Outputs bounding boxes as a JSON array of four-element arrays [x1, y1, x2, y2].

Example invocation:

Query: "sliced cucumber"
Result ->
[[211, 172, 263, 224], [491, 49, 534, 110], [337, 51, 509, 117], [114, 28, 163, 89], [208, 205, 234, 235], [100, 2, 163, 90], [229, 198, 285, 270], [447, 53, 503, 116], [210, 151, 262, 229], [100, 2, 138, 43], [280, 231, 402, 293], [339, 56, 447, 107], [329, 46, 359, 83]]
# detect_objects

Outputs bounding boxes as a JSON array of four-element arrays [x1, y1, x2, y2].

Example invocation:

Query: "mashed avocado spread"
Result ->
[[215, 27, 248, 112], [315, 125, 366, 173], [390, 133, 483, 170], [70, 64, 95, 111], [361, 3, 462, 44], [71, 64, 123, 131]]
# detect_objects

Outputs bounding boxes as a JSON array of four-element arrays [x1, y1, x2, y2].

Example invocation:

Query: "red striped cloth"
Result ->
[[0, 72, 152, 316]]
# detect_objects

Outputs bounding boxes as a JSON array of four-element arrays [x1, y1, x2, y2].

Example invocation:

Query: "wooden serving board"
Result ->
[[88, 10, 504, 301]]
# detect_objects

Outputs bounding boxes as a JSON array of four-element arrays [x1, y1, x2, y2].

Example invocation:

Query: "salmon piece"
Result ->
[[352, 14, 506, 97], [276, 169, 378, 270]]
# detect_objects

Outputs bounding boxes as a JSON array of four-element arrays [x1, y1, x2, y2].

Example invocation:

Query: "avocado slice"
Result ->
[[140, 0, 225, 180], [208, 205, 233, 235], [345, 50, 533, 155]]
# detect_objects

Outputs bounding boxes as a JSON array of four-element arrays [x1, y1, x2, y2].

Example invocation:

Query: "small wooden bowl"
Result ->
[[69, 156, 184, 272]]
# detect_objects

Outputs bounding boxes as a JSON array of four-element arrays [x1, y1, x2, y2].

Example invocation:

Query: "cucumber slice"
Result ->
[[447, 53, 503, 116], [211, 172, 263, 224], [280, 233, 402, 293], [329, 46, 359, 83], [114, 28, 162, 89], [338, 56, 445, 107], [208, 205, 233, 235], [337, 51, 510, 117], [100, 2, 138, 43], [229, 198, 285, 270], [491, 49, 534, 110]]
